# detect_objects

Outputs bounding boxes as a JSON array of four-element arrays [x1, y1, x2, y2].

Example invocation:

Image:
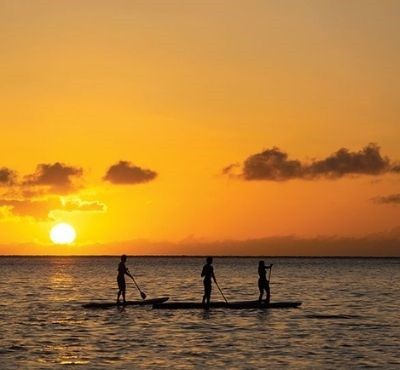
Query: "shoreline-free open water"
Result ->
[[0, 256, 399, 369]]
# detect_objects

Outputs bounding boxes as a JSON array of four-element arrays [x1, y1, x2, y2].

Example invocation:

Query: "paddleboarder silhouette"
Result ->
[[201, 256, 216, 307], [258, 260, 273, 304], [117, 254, 134, 304]]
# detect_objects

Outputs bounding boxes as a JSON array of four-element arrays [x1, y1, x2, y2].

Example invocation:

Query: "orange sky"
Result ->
[[1, 1, 399, 255]]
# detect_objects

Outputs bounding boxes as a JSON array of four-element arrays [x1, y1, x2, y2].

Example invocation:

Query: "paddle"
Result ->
[[268, 264, 273, 281], [130, 276, 147, 300], [215, 280, 228, 304]]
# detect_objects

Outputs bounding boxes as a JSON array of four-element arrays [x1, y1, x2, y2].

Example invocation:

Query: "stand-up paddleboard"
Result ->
[[153, 300, 301, 310], [83, 297, 169, 309]]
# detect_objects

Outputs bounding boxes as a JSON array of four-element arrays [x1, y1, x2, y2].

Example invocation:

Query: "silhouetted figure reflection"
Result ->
[[117, 254, 133, 304], [201, 257, 216, 307], [258, 261, 273, 304]]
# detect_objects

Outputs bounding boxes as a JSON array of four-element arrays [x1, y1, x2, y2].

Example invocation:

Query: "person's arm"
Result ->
[[125, 267, 134, 280], [201, 266, 205, 277], [212, 268, 217, 283], [267, 264, 273, 269]]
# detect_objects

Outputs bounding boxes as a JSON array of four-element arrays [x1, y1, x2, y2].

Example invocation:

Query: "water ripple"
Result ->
[[0, 256, 399, 369]]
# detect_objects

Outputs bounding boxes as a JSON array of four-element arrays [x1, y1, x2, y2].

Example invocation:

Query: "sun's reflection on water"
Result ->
[[0, 257, 399, 368]]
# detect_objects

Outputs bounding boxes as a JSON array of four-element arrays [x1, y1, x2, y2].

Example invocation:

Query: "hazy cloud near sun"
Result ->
[[60, 198, 107, 212], [0, 198, 60, 220], [104, 161, 157, 184], [224, 144, 399, 181], [0, 197, 107, 220]]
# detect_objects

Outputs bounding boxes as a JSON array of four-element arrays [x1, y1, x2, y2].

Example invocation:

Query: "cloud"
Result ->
[[3, 231, 400, 256], [23, 162, 83, 193], [308, 144, 391, 178], [241, 147, 303, 181], [391, 164, 400, 173], [0, 168, 16, 186], [0, 198, 60, 220], [225, 144, 397, 181], [104, 161, 157, 184], [221, 163, 240, 176], [0, 163, 108, 220], [61, 229, 400, 256], [60, 198, 107, 212], [0, 196, 107, 220], [372, 193, 400, 205]]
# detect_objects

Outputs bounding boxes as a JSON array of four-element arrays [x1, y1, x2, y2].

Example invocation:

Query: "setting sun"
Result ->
[[0, 0, 399, 258], [50, 223, 77, 245]]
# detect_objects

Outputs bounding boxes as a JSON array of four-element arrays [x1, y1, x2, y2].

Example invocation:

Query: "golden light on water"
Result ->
[[50, 223, 77, 245]]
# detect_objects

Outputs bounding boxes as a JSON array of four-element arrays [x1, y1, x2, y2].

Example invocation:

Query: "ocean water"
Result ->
[[0, 257, 399, 369]]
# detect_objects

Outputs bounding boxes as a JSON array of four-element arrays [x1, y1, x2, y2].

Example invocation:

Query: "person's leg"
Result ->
[[258, 280, 263, 302], [205, 284, 211, 306], [121, 280, 127, 303], [117, 279, 123, 303]]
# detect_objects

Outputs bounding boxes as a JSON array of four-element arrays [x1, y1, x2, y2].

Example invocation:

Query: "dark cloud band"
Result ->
[[224, 144, 397, 181]]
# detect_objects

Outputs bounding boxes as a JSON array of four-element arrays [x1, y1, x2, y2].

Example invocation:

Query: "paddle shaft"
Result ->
[[268, 265, 272, 281], [215, 280, 228, 304], [130, 276, 146, 299]]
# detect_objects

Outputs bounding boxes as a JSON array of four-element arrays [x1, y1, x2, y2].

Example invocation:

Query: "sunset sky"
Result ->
[[1, 1, 399, 255]]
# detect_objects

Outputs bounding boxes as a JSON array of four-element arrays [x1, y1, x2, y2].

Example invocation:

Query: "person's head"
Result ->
[[206, 256, 213, 264], [121, 254, 127, 263], [259, 260, 265, 268]]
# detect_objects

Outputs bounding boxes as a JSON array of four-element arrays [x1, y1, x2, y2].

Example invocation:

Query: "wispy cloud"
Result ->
[[391, 164, 400, 173], [0, 196, 107, 220], [53, 228, 400, 256], [372, 193, 400, 205], [60, 197, 107, 212]]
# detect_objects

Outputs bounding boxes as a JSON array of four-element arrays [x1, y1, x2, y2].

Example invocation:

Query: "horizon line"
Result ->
[[1, 254, 399, 258]]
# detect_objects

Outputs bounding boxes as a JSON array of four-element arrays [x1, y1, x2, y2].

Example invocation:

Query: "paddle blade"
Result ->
[[140, 291, 147, 300]]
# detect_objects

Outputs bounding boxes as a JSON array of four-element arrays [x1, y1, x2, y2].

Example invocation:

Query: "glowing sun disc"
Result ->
[[50, 223, 76, 244]]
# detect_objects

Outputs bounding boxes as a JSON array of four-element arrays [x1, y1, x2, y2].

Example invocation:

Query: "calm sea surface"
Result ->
[[0, 257, 399, 369]]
